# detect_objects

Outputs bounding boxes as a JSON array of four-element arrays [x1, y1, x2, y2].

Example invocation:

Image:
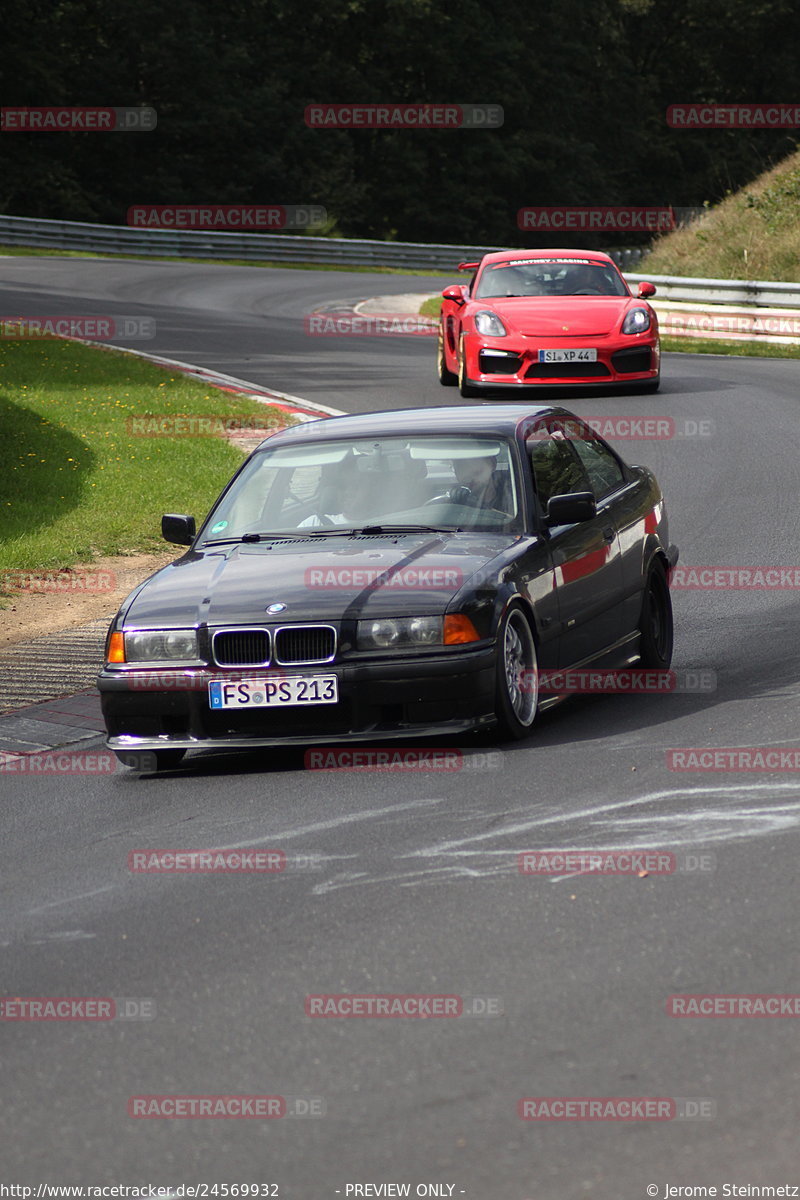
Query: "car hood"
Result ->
[[485, 296, 634, 337], [121, 533, 522, 628]]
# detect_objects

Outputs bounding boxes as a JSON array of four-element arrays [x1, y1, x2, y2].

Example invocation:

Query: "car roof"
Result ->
[[478, 248, 615, 267], [260, 404, 564, 447]]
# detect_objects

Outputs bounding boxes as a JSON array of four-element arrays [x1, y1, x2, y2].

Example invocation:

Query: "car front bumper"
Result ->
[[98, 646, 498, 752], [462, 333, 660, 388]]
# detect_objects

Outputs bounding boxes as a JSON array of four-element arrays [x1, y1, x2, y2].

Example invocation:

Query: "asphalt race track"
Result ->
[[2, 257, 800, 1196]]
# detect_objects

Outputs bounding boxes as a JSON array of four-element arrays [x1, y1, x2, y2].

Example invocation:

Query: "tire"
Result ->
[[638, 560, 673, 669], [437, 330, 458, 386], [494, 604, 539, 740], [115, 749, 186, 772], [457, 341, 481, 398]]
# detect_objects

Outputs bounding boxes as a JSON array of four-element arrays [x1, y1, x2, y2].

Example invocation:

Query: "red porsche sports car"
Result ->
[[437, 248, 660, 396]]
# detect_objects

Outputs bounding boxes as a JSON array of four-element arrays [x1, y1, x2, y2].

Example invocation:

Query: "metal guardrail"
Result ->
[[0, 214, 513, 270], [1, 213, 798, 306], [0, 214, 644, 273], [625, 272, 800, 308]]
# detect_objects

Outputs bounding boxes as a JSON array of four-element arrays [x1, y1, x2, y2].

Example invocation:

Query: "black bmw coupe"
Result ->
[[98, 404, 678, 770]]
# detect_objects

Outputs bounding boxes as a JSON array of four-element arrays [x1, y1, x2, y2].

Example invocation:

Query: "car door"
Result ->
[[565, 423, 652, 639], [528, 421, 625, 666]]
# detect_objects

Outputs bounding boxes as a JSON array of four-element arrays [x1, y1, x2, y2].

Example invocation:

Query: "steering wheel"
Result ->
[[312, 511, 336, 527], [424, 486, 478, 507]]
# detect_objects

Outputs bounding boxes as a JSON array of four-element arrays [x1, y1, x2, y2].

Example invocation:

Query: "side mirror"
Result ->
[[637, 281, 657, 298], [442, 285, 467, 305], [162, 513, 196, 545], [546, 492, 596, 525]]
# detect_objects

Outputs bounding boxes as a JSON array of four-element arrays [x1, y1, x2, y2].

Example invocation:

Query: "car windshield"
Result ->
[[475, 259, 629, 299], [198, 434, 522, 541]]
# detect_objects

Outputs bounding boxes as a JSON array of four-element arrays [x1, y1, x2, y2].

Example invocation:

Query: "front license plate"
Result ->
[[538, 348, 598, 363], [208, 675, 338, 709]]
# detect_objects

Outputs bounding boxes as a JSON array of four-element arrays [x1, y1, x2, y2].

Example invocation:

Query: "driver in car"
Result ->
[[451, 455, 514, 514], [564, 263, 609, 294], [298, 463, 374, 528]]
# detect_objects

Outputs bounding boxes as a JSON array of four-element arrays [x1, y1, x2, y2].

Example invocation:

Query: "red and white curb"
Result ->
[[76, 338, 344, 422]]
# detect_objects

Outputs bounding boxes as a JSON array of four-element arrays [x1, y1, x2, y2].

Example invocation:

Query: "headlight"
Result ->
[[622, 307, 651, 335], [474, 310, 507, 337], [357, 616, 442, 650], [124, 629, 199, 663]]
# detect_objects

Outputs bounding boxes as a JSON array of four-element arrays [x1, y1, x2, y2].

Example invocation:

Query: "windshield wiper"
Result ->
[[201, 525, 459, 545], [203, 530, 360, 544], [353, 524, 458, 535], [202, 534, 266, 545]]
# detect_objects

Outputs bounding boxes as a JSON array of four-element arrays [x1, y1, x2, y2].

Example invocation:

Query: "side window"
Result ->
[[567, 434, 626, 500], [529, 431, 591, 508]]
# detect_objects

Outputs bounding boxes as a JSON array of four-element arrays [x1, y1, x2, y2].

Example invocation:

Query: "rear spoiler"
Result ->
[[457, 261, 480, 271]]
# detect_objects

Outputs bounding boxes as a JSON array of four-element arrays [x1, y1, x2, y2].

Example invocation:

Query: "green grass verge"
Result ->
[[418, 296, 800, 357], [0, 245, 456, 277], [419, 296, 444, 318], [0, 339, 294, 573], [642, 150, 800, 281]]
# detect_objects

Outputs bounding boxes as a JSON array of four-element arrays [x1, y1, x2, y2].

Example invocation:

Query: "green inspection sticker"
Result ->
[[211, 520, 228, 533]]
